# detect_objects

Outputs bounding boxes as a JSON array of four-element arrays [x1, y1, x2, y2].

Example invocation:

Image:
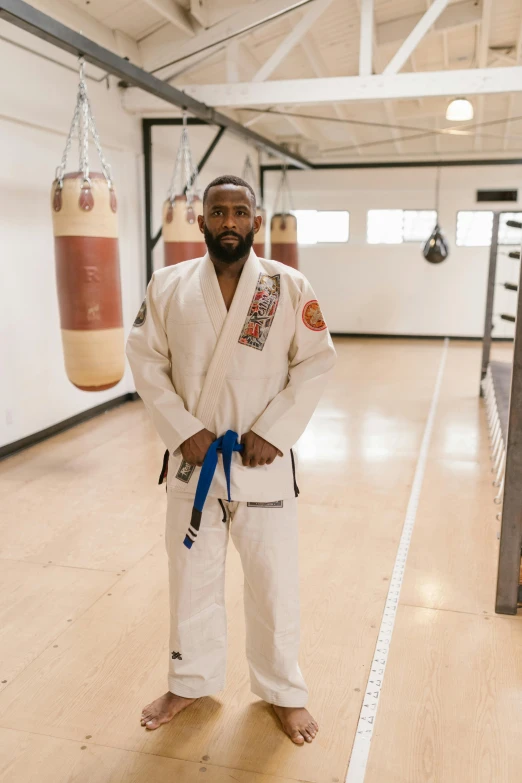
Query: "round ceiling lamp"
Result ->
[[445, 97, 474, 122]]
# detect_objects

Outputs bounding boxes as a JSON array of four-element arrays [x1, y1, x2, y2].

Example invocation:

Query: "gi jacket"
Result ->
[[125, 250, 337, 502]]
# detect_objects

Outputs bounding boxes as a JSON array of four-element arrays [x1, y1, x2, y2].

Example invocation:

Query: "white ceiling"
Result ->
[[23, 0, 522, 162]]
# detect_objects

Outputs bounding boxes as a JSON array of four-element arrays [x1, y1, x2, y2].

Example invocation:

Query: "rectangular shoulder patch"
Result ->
[[247, 500, 284, 508], [175, 460, 196, 484], [238, 273, 280, 351]]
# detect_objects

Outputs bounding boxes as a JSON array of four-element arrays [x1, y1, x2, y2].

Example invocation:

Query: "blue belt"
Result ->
[[183, 430, 244, 549]]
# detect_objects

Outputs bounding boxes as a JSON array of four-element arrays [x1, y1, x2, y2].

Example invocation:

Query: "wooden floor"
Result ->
[[1, 338, 521, 783]]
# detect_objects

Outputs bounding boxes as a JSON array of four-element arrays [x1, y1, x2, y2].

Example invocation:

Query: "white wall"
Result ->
[[0, 23, 256, 449], [264, 165, 522, 337]]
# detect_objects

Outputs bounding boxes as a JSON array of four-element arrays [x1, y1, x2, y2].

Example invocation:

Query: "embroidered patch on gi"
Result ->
[[171, 651, 183, 660], [302, 299, 326, 332], [133, 298, 147, 327], [247, 500, 284, 508], [175, 460, 196, 484], [238, 273, 280, 351]]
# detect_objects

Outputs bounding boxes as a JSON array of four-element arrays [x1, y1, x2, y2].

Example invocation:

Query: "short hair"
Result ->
[[203, 175, 256, 207]]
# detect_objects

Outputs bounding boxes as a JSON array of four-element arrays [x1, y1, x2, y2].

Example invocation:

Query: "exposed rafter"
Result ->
[[383, 0, 450, 75], [377, 0, 481, 47], [300, 35, 361, 155], [141, 0, 195, 36], [252, 0, 335, 82], [179, 67, 522, 107], [139, 0, 315, 76]]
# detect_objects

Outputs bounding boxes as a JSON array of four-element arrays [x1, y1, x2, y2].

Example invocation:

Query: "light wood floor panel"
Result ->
[[0, 560, 116, 691], [364, 606, 522, 783], [0, 727, 299, 783]]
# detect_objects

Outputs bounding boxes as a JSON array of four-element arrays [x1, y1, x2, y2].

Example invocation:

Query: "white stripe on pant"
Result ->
[[164, 494, 308, 707]]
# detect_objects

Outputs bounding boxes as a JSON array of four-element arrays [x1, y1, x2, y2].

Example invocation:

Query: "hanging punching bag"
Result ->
[[253, 208, 266, 257], [163, 195, 205, 266], [423, 223, 449, 265], [51, 173, 123, 391], [270, 213, 299, 269], [51, 59, 124, 392]]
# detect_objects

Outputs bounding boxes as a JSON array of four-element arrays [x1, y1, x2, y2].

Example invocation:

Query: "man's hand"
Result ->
[[180, 428, 216, 466], [240, 431, 282, 468]]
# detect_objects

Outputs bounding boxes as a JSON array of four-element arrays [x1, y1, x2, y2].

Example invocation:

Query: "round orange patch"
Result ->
[[302, 300, 326, 331]]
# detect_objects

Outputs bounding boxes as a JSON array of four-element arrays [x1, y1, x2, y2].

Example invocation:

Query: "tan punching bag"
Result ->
[[51, 173, 124, 391], [162, 195, 206, 266], [270, 213, 299, 269], [253, 208, 266, 257]]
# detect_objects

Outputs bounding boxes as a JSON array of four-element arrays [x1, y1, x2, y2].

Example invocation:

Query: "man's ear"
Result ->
[[197, 214, 205, 235], [253, 213, 263, 235]]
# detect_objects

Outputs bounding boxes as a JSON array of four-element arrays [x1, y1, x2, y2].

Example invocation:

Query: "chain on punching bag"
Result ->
[[242, 154, 266, 257], [423, 167, 450, 265], [163, 115, 206, 266], [51, 59, 124, 392], [270, 165, 299, 269]]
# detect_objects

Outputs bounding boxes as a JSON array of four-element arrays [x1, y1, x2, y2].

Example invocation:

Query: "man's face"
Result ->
[[198, 185, 262, 264]]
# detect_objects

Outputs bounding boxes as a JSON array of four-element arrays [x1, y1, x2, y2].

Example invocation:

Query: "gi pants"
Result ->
[[164, 494, 309, 707]]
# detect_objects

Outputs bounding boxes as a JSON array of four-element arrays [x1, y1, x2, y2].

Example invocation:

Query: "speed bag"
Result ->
[[270, 213, 299, 269], [163, 195, 206, 266], [253, 208, 266, 257], [423, 224, 449, 264], [51, 172, 124, 392]]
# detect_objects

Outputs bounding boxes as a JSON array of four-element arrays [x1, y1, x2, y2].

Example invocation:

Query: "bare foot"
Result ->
[[140, 691, 197, 730], [272, 705, 319, 745]]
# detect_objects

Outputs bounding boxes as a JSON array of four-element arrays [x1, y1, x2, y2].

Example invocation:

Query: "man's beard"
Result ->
[[203, 225, 255, 264]]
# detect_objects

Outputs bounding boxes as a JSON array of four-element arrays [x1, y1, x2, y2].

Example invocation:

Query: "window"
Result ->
[[456, 211, 494, 246], [456, 211, 522, 246], [294, 210, 349, 245], [367, 209, 437, 244]]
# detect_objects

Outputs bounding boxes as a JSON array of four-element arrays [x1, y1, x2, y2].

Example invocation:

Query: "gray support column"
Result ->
[[480, 211, 500, 395], [495, 230, 522, 615]]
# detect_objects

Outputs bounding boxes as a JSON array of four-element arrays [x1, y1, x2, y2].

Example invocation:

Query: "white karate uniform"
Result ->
[[126, 249, 336, 705]]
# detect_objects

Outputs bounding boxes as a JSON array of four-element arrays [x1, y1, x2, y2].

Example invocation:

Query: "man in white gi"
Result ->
[[126, 175, 336, 745]]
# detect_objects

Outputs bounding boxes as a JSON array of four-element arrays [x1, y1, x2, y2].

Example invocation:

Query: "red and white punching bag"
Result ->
[[162, 194, 205, 266], [163, 119, 206, 266], [51, 60, 124, 391], [270, 213, 299, 269], [253, 208, 266, 257]]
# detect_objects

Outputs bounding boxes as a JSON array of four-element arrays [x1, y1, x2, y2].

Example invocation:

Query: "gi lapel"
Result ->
[[197, 250, 262, 429]]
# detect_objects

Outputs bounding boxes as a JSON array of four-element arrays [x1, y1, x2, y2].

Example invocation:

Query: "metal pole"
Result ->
[[0, 0, 312, 170], [495, 230, 522, 615], [480, 211, 500, 395], [142, 119, 154, 285]]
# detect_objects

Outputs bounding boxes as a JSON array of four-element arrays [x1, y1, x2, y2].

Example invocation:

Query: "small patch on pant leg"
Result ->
[[246, 501, 283, 508], [176, 460, 196, 483]]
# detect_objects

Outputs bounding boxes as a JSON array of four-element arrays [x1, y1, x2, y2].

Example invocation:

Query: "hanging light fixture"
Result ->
[[446, 97, 474, 122]]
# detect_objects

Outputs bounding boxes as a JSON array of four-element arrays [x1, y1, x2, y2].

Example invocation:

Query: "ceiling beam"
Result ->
[[140, 0, 315, 75], [359, 0, 373, 76], [377, 0, 481, 47], [0, 0, 312, 168], [253, 0, 335, 82], [141, 0, 195, 36], [383, 0, 450, 75], [179, 66, 522, 106], [300, 35, 361, 155]]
